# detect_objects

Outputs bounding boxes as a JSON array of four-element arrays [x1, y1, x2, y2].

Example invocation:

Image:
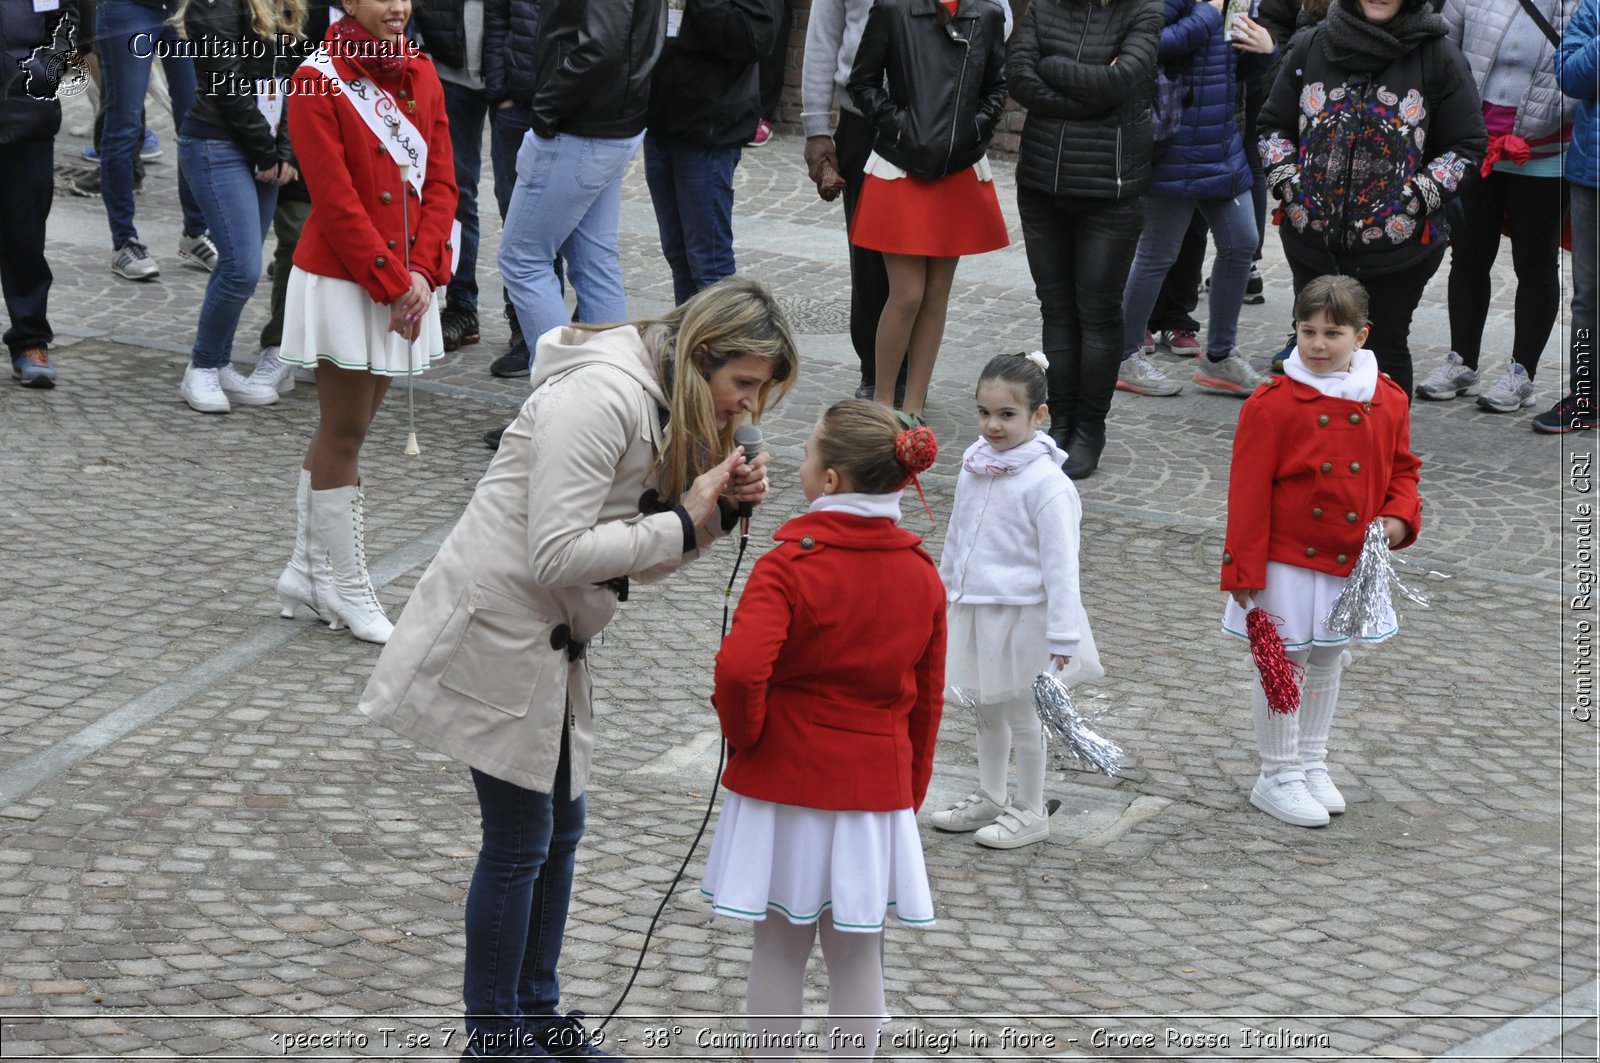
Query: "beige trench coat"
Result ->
[[359, 326, 721, 797]]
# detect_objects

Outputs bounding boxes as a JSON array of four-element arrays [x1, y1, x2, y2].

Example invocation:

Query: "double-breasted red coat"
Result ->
[[1221, 374, 1423, 592], [287, 37, 457, 305], [713, 510, 947, 813]]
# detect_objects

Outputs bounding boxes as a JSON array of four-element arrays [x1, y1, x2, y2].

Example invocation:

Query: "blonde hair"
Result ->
[[813, 400, 922, 494], [586, 277, 799, 501], [174, 0, 307, 44]]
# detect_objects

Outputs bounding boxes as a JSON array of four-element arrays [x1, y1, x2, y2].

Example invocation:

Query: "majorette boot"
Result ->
[[277, 469, 329, 621], [310, 482, 393, 644]]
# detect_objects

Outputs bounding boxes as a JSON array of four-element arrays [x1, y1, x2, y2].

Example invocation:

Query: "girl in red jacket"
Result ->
[[274, 0, 458, 645], [1220, 275, 1422, 829], [704, 400, 944, 1060]]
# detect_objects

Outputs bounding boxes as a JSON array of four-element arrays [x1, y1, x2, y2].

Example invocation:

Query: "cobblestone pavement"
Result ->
[[0, 107, 1596, 1061]]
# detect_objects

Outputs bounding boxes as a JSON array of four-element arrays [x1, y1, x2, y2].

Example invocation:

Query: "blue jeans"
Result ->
[[442, 80, 488, 311], [463, 737, 585, 1052], [181, 137, 275, 369], [1121, 193, 1258, 358], [489, 103, 533, 221], [642, 135, 740, 305], [98, 0, 205, 248], [499, 130, 641, 346]]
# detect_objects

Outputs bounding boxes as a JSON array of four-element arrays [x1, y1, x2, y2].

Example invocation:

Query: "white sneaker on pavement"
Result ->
[[177, 232, 219, 272], [1415, 350, 1481, 400], [1303, 766, 1346, 814], [1117, 351, 1184, 396], [1249, 771, 1330, 827], [218, 365, 280, 406], [250, 347, 296, 395], [975, 804, 1050, 849], [930, 790, 1009, 833], [112, 240, 160, 281], [1193, 349, 1265, 395], [1476, 362, 1537, 413], [181, 365, 231, 413]]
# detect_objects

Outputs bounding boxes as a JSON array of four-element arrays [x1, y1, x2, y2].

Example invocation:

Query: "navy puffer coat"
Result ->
[[1149, 0, 1269, 200]]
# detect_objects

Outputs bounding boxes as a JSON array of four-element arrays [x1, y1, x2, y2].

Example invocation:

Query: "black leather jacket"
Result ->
[[531, 0, 664, 139], [180, 0, 297, 169], [846, 0, 1008, 180]]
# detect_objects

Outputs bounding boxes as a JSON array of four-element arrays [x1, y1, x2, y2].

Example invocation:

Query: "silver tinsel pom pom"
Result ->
[[951, 687, 979, 711], [1032, 672, 1123, 777], [1323, 519, 1430, 636]]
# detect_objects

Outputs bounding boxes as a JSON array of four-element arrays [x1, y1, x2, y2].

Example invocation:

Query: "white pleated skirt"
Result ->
[[280, 267, 444, 376], [700, 793, 934, 933], [945, 602, 1103, 704], [1221, 560, 1398, 648]]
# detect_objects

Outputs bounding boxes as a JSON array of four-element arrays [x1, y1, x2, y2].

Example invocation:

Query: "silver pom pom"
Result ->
[[1323, 520, 1430, 636], [951, 687, 979, 711], [1032, 672, 1123, 777]]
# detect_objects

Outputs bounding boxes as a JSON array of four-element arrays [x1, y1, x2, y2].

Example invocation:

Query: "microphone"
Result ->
[[732, 423, 764, 539]]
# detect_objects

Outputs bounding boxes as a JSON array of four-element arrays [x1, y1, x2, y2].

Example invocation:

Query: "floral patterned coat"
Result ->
[[1257, 26, 1486, 277]]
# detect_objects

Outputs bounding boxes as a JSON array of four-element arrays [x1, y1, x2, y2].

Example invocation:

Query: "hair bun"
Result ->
[[894, 425, 939, 478]]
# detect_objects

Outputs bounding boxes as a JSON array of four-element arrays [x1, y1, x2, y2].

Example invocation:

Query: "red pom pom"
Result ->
[[894, 426, 938, 478], [1246, 607, 1301, 714]]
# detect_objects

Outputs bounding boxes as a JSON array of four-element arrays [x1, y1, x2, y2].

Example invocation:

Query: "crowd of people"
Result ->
[[1, 0, 1595, 1058]]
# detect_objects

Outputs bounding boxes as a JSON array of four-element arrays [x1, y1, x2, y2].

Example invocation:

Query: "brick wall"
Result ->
[[775, 0, 1028, 157]]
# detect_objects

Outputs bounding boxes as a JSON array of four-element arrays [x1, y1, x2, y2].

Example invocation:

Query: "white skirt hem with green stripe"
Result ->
[[281, 266, 444, 376], [701, 793, 933, 933]]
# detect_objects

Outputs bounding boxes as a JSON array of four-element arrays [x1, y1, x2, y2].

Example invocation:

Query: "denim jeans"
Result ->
[[643, 136, 741, 305], [0, 138, 55, 355], [181, 137, 276, 369], [1571, 181, 1597, 400], [1017, 187, 1142, 428], [442, 80, 489, 311], [499, 130, 641, 346], [1123, 193, 1257, 358], [98, 0, 205, 248], [489, 103, 533, 220], [463, 735, 585, 1052]]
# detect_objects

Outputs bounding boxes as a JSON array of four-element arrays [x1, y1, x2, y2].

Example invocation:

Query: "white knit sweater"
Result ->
[[938, 432, 1083, 657]]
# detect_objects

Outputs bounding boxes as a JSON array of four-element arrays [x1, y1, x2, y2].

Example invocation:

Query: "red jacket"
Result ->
[[1221, 374, 1422, 591], [714, 510, 947, 813], [287, 43, 457, 304]]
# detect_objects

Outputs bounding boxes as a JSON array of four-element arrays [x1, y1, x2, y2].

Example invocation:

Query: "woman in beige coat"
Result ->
[[359, 278, 799, 1059]]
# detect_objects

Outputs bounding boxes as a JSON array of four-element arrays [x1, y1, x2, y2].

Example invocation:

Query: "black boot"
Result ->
[[1062, 422, 1105, 480], [1047, 409, 1074, 453]]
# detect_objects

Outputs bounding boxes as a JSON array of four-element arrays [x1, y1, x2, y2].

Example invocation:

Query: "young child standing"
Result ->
[[845, 0, 1010, 420], [932, 352, 1101, 850], [274, 0, 457, 644], [703, 400, 944, 1060], [1221, 275, 1422, 828]]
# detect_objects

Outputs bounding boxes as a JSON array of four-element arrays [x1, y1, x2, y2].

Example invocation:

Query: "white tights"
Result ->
[[976, 694, 1046, 814], [1251, 645, 1346, 778], [746, 912, 885, 1060]]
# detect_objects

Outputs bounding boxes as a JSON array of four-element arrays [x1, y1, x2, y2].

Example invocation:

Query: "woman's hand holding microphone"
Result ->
[[679, 447, 774, 533]]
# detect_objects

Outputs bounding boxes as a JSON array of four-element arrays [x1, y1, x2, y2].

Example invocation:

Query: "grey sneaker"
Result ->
[[1415, 350, 1480, 400], [1116, 351, 1184, 396], [111, 240, 159, 281], [1476, 362, 1536, 413], [1192, 349, 1264, 395], [178, 232, 218, 272]]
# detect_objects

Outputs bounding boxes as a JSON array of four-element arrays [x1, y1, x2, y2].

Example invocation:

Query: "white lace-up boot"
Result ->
[[310, 483, 393, 644], [277, 470, 328, 621]]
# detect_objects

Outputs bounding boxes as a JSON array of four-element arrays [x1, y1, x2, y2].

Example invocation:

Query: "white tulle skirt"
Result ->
[[945, 602, 1104, 704], [700, 793, 934, 933], [1221, 560, 1398, 648], [280, 267, 444, 376]]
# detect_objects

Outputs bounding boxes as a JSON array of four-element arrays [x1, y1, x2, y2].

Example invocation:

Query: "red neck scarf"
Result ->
[[326, 15, 409, 85]]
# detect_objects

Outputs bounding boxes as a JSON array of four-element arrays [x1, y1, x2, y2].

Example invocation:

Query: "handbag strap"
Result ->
[[1513, 0, 1563, 48]]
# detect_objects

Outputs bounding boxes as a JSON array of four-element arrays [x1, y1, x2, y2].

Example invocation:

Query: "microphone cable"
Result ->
[[594, 524, 753, 1037]]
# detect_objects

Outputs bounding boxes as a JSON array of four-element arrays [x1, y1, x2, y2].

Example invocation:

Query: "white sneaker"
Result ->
[[177, 232, 219, 272], [112, 240, 160, 281], [975, 804, 1050, 849], [1415, 350, 1480, 401], [1476, 362, 1537, 413], [1249, 771, 1330, 827], [1193, 349, 1265, 395], [181, 365, 230, 413], [218, 365, 280, 406], [929, 790, 1009, 833], [1116, 351, 1184, 396], [1303, 766, 1346, 814], [250, 347, 296, 395]]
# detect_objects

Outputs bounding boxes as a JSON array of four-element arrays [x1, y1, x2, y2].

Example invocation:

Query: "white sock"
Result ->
[[747, 917, 815, 1059], [974, 699, 1011, 802], [1298, 645, 1346, 770], [817, 913, 884, 1060], [1251, 663, 1302, 780], [1004, 695, 1046, 814]]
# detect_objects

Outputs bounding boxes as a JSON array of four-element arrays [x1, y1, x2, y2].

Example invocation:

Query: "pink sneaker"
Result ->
[[747, 119, 773, 147], [1140, 330, 1156, 355], [1161, 328, 1202, 355]]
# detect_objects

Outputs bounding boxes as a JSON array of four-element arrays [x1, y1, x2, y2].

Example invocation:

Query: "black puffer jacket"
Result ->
[[484, 0, 543, 105], [647, 0, 781, 148], [412, 0, 468, 70], [1007, 0, 1162, 199], [847, 0, 1009, 180], [531, 0, 664, 139], [181, 0, 296, 170], [0, 0, 78, 144]]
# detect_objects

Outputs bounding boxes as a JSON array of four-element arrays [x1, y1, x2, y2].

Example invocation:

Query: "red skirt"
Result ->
[[850, 167, 1009, 258]]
